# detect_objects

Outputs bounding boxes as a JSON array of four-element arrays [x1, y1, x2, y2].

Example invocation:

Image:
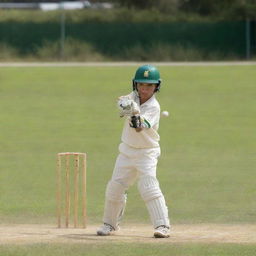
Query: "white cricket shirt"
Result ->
[[121, 91, 160, 149]]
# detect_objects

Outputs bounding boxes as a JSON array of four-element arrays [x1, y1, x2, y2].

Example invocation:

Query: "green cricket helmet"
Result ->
[[132, 64, 161, 92]]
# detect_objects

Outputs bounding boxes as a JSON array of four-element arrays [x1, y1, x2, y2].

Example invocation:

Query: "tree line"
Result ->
[[113, 0, 256, 19], [0, 0, 255, 19]]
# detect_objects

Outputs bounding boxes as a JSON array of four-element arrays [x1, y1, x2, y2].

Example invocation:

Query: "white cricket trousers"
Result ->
[[103, 142, 170, 229], [112, 142, 161, 187]]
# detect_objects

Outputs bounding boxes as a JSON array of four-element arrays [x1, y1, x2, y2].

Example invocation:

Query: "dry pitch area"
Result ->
[[1, 224, 255, 245]]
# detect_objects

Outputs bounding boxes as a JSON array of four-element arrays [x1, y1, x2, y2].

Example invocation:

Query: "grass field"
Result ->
[[0, 64, 255, 255], [1, 243, 256, 256]]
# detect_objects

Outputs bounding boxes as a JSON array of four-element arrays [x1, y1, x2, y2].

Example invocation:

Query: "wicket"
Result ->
[[56, 152, 87, 228]]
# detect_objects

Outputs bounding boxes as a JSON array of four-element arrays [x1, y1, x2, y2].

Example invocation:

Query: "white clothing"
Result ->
[[121, 91, 160, 149], [112, 143, 161, 188], [101, 91, 170, 230]]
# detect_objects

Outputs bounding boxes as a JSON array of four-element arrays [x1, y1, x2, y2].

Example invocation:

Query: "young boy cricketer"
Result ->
[[97, 64, 170, 238]]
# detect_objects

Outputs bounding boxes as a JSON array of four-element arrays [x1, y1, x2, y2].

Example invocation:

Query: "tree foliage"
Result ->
[[180, 0, 256, 18], [112, 0, 256, 19], [0, 0, 255, 19]]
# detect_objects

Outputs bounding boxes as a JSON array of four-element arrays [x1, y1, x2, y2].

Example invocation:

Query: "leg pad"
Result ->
[[103, 180, 127, 229], [138, 176, 170, 228]]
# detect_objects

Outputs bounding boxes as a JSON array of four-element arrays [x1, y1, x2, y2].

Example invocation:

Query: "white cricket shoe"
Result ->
[[154, 225, 170, 238], [97, 223, 117, 236]]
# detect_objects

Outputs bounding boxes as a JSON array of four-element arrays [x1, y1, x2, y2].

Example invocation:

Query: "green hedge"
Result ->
[[0, 20, 246, 59]]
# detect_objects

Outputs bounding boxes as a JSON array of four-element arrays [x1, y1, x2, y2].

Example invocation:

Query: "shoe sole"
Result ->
[[97, 231, 111, 236], [154, 231, 170, 238]]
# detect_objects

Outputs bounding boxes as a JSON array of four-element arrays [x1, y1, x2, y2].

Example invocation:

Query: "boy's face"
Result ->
[[137, 83, 157, 103]]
